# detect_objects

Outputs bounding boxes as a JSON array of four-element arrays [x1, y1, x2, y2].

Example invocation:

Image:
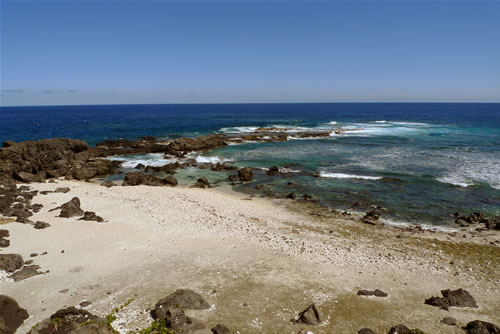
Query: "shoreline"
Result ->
[[2, 179, 500, 333]]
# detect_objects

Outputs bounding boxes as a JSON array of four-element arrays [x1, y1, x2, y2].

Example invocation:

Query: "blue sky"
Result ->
[[1, 1, 500, 106]]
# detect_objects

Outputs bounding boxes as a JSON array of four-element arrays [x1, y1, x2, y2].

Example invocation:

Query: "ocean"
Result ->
[[1, 103, 499, 228]]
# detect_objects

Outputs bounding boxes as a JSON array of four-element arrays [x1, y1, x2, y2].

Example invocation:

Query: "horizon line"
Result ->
[[2, 101, 500, 108]]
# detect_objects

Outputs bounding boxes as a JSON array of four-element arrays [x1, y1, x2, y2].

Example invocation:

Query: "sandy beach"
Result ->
[[2, 180, 499, 333]]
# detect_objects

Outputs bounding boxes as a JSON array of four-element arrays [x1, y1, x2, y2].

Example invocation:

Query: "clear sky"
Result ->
[[1, 1, 500, 106]]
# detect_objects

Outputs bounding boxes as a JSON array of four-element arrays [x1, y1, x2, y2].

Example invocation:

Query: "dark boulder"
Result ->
[[0, 230, 9, 248], [145, 162, 181, 174], [286, 192, 296, 200], [362, 210, 382, 225], [292, 303, 322, 326], [34, 221, 51, 229], [166, 135, 227, 155], [425, 288, 478, 310], [193, 177, 210, 189], [27, 306, 112, 334], [465, 320, 500, 334], [78, 211, 104, 223], [211, 324, 231, 334], [151, 289, 210, 320], [211, 163, 237, 172], [238, 168, 253, 182], [387, 324, 411, 334], [228, 175, 238, 183], [9, 265, 44, 281], [267, 166, 280, 176], [58, 197, 84, 218], [357, 289, 388, 297], [55, 187, 70, 193], [0, 295, 29, 334], [0, 254, 24, 272], [101, 181, 114, 188], [441, 317, 457, 326], [163, 309, 205, 333]]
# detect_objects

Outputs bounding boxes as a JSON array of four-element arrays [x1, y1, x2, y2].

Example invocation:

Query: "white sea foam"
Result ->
[[107, 153, 176, 168], [328, 121, 337, 125], [319, 172, 382, 180], [195, 156, 230, 164], [219, 126, 259, 133], [436, 177, 474, 188]]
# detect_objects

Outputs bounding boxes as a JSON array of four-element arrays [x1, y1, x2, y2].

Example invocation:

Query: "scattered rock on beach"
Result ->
[[34, 221, 51, 229], [464, 320, 500, 334], [357, 289, 388, 297], [441, 317, 457, 326], [55, 187, 70, 193], [0, 229, 10, 248], [286, 192, 297, 200], [58, 197, 84, 218], [151, 289, 210, 320], [193, 177, 210, 188], [101, 181, 114, 187], [292, 303, 322, 326], [0, 295, 29, 334], [78, 211, 104, 222], [362, 210, 382, 225], [0, 253, 24, 272], [425, 288, 478, 310]]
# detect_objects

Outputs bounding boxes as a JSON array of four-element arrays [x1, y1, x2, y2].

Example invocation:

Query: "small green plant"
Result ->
[[105, 297, 136, 333], [135, 319, 175, 334], [51, 317, 62, 328]]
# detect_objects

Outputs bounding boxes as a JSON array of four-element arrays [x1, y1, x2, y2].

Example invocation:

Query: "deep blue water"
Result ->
[[1, 103, 499, 227]]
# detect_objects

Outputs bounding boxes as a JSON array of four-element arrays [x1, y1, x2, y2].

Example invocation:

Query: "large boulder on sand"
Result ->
[[0, 295, 29, 334], [425, 288, 478, 310], [151, 289, 210, 320], [27, 307, 112, 334], [465, 320, 500, 334], [58, 197, 84, 218]]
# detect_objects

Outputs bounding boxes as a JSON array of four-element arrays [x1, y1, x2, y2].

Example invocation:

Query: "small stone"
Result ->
[[441, 317, 457, 326]]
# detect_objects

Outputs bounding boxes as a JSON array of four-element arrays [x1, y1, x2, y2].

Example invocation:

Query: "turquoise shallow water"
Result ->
[[1, 103, 499, 227]]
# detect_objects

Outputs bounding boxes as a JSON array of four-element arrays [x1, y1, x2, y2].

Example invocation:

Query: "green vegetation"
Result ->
[[134, 319, 176, 334], [51, 317, 62, 329]]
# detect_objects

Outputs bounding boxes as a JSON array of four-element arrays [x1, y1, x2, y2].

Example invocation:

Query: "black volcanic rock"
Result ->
[[58, 197, 84, 218], [425, 288, 478, 310], [0, 295, 29, 334]]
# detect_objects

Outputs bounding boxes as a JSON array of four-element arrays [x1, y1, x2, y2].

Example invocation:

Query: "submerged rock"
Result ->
[[425, 288, 478, 310], [238, 168, 253, 182], [267, 166, 280, 176], [0, 295, 29, 334]]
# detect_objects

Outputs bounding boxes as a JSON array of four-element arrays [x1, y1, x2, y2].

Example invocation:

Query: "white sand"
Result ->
[[2, 180, 499, 333]]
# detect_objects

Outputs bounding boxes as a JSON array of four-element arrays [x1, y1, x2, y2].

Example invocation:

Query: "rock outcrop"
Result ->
[[425, 288, 478, 310], [238, 168, 253, 182], [465, 320, 500, 334], [151, 289, 210, 320], [0, 295, 29, 334], [292, 303, 322, 326], [27, 307, 112, 334], [0, 254, 24, 273], [123, 172, 177, 187]]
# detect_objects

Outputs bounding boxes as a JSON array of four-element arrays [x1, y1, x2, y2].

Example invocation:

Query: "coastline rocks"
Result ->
[[151, 289, 210, 320], [238, 168, 253, 182], [453, 212, 500, 230], [362, 210, 382, 225], [286, 192, 296, 200], [0, 295, 29, 334], [424, 288, 478, 310], [27, 306, 111, 334], [267, 166, 280, 176], [193, 177, 210, 188], [58, 197, 84, 218], [123, 172, 177, 187], [145, 162, 181, 174], [465, 320, 500, 334], [0, 254, 24, 272], [166, 135, 227, 156], [78, 211, 104, 223], [211, 163, 237, 172], [292, 303, 322, 326], [357, 289, 388, 297], [0, 230, 10, 248]]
